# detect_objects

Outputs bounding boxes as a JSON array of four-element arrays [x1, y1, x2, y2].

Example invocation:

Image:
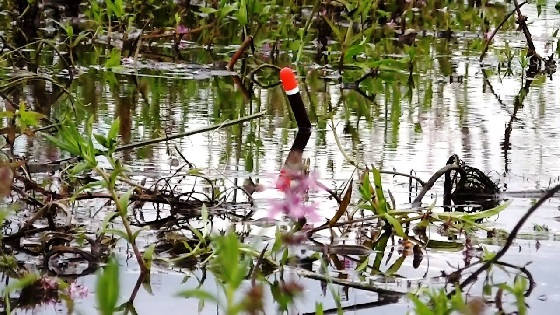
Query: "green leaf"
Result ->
[[17, 103, 45, 129], [117, 189, 133, 216], [105, 48, 122, 69], [113, 0, 124, 18], [143, 244, 156, 270], [461, 200, 511, 221], [69, 160, 94, 175], [0, 111, 14, 119], [176, 289, 219, 304], [108, 118, 120, 143], [94, 134, 108, 148], [315, 302, 324, 315], [2, 273, 39, 296], [436, 201, 511, 222], [106, 229, 130, 242], [426, 240, 464, 251], [355, 256, 369, 272], [96, 257, 120, 315], [385, 254, 405, 276], [382, 212, 405, 238], [212, 232, 247, 289], [358, 171, 372, 203], [199, 7, 218, 15], [372, 167, 388, 214], [407, 293, 432, 315], [237, 0, 248, 26], [322, 16, 343, 42]]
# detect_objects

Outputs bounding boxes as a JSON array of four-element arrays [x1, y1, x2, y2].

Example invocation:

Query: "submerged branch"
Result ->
[[480, 1, 528, 62], [296, 269, 405, 296], [116, 111, 265, 152], [411, 164, 464, 207], [453, 184, 560, 294]]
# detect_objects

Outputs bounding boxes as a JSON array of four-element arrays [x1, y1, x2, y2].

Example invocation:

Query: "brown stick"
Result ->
[[451, 184, 560, 295], [296, 269, 404, 296], [513, 0, 536, 55], [479, 1, 528, 62], [116, 110, 264, 152], [411, 164, 464, 207], [226, 36, 253, 71]]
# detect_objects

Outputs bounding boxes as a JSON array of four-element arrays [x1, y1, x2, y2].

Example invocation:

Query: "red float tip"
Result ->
[[279, 67, 299, 94]]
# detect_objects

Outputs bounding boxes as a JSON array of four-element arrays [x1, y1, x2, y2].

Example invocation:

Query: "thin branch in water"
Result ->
[[480, 1, 528, 62], [451, 184, 560, 295], [226, 35, 253, 71], [411, 164, 464, 207]]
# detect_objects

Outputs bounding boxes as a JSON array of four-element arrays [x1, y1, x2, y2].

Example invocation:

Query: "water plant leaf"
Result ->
[[177, 289, 218, 304], [143, 244, 156, 270], [329, 181, 352, 227], [96, 257, 119, 315], [106, 229, 130, 242], [408, 293, 432, 315], [117, 189, 133, 216], [105, 48, 122, 69], [426, 240, 464, 251], [437, 200, 511, 222], [358, 170, 373, 203], [237, 0, 248, 26], [16, 103, 45, 129], [355, 257, 369, 272], [385, 254, 406, 276], [461, 200, 511, 221], [372, 231, 390, 271], [372, 167, 388, 214], [212, 232, 247, 289], [382, 212, 406, 238]]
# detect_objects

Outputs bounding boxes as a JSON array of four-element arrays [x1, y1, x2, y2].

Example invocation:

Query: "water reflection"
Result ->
[[3, 3, 560, 313]]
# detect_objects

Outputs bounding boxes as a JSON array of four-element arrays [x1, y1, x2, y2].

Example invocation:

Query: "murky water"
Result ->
[[3, 1, 560, 314]]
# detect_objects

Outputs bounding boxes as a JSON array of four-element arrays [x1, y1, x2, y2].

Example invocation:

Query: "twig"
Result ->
[[250, 244, 268, 285], [513, 0, 536, 56], [248, 64, 281, 88], [452, 184, 560, 295], [46, 111, 265, 165], [379, 170, 425, 186], [494, 261, 535, 297], [226, 36, 253, 71], [115, 111, 265, 152], [411, 164, 465, 207], [296, 269, 404, 296], [479, 1, 528, 62]]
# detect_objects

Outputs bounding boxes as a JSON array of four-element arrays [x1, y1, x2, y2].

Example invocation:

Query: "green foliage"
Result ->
[[45, 117, 98, 174], [358, 168, 405, 237], [105, 48, 122, 69], [2, 273, 40, 314], [408, 287, 468, 315], [96, 257, 120, 315], [500, 276, 528, 315], [177, 231, 252, 315]]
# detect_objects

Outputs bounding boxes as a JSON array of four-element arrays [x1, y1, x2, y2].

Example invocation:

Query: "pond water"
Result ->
[[3, 1, 560, 314]]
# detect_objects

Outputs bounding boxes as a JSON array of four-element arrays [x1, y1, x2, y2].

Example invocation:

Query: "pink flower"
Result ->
[[68, 282, 89, 300], [484, 30, 494, 42], [270, 170, 321, 221], [176, 24, 190, 35], [40, 277, 58, 290]]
